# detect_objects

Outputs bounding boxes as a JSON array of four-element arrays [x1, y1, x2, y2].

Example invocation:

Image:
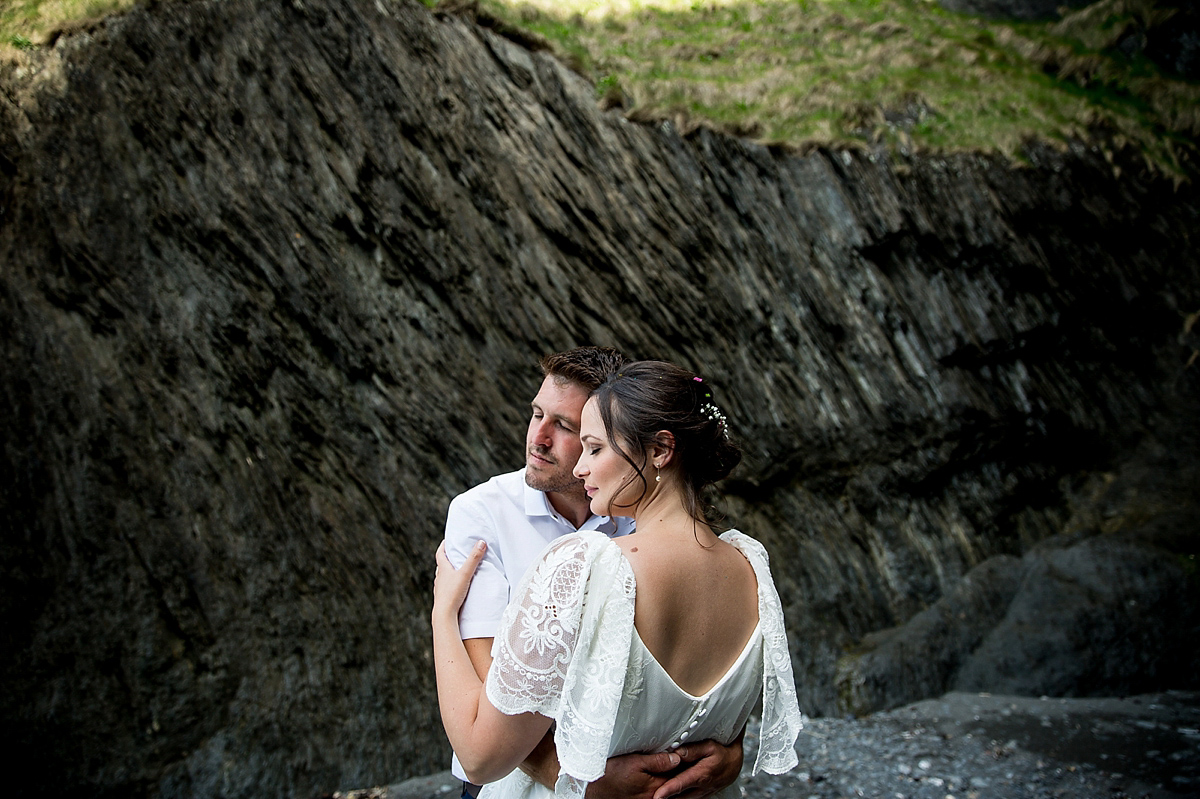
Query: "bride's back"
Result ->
[[578, 359, 757, 696], [616, 530, 759, 697]]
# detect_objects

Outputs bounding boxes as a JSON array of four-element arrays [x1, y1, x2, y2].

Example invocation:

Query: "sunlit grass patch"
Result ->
[[458, 0, 1197, 175], [1, 0, 138, 46]]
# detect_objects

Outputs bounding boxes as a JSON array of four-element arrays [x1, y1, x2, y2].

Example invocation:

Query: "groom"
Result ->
[[442, 346, 745, 799]]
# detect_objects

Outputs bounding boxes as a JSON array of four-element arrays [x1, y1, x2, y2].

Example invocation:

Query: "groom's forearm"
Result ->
[[518, 727, 561, 789]]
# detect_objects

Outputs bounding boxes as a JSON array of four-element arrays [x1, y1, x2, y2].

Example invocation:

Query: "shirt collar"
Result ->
[[523, 478, 555, 518], [523, 478, 617, 532]]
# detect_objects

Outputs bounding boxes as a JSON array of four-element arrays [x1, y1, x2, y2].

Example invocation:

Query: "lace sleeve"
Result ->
[[724, 531, 804, 775], [485, 532, 637, 797]]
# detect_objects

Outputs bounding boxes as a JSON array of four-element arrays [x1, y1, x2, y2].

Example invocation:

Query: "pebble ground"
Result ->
[[344, 692, 1200, 799]]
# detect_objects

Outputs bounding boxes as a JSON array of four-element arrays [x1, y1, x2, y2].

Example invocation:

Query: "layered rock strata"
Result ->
[[1, 0, 1198, 795]]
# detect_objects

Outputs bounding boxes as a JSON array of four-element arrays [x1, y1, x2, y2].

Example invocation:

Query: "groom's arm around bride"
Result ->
[[443, 347, 745, 799]]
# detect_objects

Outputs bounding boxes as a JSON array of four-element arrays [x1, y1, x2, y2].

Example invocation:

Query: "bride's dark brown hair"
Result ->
[[590, 360, 742, 524]]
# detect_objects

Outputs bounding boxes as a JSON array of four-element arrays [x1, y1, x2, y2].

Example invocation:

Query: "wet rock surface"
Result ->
[[1, 0, 1198, 795]]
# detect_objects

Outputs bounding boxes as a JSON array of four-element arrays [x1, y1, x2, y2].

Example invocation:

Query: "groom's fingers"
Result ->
[[587, 751, 675, 798], [638, 751, 682, 775], [671, 741, 712, 765], [652, 741, 727, 799]]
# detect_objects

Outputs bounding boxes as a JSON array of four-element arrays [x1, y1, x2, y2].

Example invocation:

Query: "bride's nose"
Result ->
[[573, 456, 587, 479]]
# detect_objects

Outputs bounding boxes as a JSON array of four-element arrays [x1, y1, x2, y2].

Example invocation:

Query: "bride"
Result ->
[[433, 360, 803, 798]]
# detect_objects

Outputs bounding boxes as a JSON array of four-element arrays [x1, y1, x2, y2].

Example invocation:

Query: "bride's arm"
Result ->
[[433, 541, 555, 784]]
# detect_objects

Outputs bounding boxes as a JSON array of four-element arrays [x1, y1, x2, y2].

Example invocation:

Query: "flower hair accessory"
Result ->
[[694, 374, 730, 437], [701, 401, 730, 438]]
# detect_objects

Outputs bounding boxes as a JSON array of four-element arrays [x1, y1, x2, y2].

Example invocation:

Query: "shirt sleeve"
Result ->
[[485, 532, 636, 798], [444, 492, 509, 640]]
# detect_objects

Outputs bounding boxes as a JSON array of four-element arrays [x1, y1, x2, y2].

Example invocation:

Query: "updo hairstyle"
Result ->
[[590, 360, 742, 522]]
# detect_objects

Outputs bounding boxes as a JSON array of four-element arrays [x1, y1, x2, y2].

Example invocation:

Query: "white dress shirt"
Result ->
[[444, 468, 634, 639], [443, 468, 635, 781]]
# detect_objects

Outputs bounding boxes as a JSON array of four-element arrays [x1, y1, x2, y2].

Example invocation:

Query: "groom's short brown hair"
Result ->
[[539, 346, 628, 393]]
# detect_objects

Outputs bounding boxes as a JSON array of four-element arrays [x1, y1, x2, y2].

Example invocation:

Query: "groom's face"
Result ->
[[525, 375, 589, 497]]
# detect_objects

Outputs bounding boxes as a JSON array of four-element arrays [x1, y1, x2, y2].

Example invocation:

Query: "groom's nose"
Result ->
[[530, 418, 553, 447]]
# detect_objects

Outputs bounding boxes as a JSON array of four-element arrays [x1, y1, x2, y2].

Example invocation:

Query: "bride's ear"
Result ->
[[650, 431, 676, 470]]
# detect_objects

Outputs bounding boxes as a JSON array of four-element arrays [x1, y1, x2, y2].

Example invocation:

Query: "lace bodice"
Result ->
[[483, 530, 803, 799]]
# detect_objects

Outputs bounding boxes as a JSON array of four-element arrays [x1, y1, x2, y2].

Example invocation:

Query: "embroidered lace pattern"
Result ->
[[487, 532, 636, 798], [485, 530, 803, 797], [722, 532, 804, 776]]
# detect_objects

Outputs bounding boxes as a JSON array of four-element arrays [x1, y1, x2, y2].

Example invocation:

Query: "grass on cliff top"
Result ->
[[435, 0, 1199, 176], [3, 0, 1197, 176], [0, 0, 133, 48]]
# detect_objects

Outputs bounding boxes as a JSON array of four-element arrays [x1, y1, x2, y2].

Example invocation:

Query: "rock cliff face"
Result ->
[[1, 0, 1198, 796]]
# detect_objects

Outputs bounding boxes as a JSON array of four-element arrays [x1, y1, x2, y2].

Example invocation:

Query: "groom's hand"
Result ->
[[651, 735, 745, 799], [584, 751, 681, 799], [585, 733, 744, 799]]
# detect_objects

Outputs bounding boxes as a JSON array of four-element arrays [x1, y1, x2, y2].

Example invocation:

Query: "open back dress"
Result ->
[[479, 530, 803, 799]]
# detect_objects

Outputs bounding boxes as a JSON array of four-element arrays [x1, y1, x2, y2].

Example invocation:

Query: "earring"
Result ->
[[655, 466, 661, 483]]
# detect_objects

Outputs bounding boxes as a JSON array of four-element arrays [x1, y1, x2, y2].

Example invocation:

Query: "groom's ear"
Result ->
[[650, 431, 676, 469]]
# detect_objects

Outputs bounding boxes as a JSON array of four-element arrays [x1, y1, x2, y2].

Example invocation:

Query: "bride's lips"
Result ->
[[584, 485, 597, 497]]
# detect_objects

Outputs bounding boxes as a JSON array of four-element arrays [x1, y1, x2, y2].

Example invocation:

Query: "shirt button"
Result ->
[[688, 720, 699, 729], [680, 731, 690, 740], [698, 708, 708, 716], [670, 741, 681, 749]]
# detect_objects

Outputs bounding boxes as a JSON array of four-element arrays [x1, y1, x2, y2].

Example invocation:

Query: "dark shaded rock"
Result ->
[[835, 554, 1027, 714], [958, 536, 1200, 696], [839, 536, 1200, 714], [1141, 2, 1200, 79], [1062, 0, 1200, 80], [1, 0, 1199, 796], [938, 0, 1093, 21], [837, 390, 1200, 715]]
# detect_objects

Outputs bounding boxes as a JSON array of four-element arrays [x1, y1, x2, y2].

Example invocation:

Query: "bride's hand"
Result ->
[[432, 540, 487, 621]]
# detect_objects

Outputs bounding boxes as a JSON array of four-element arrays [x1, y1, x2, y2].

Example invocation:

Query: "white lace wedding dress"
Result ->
[[480, 530, 804, 799]]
